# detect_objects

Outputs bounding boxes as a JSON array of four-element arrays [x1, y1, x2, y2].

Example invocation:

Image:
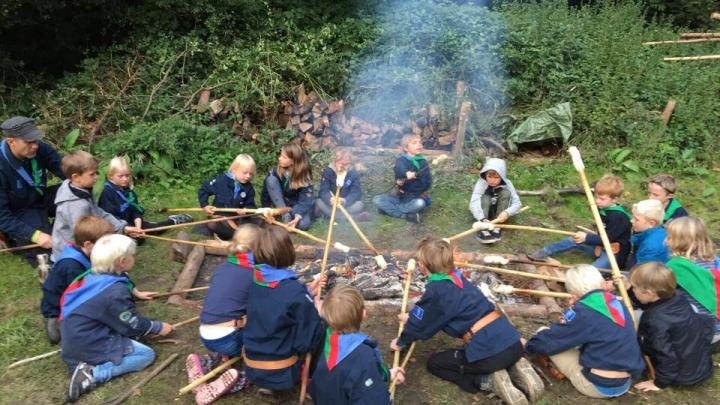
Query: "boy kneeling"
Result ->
[[60, 234, 173, 402]]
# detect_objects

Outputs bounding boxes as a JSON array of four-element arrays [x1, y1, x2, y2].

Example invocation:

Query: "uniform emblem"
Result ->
[[119, 310, 132, 322], [240, 192, 246, 198], [411, 306, 424, 320], [365, 378, 374, 387], [563, 308, 576, 323]]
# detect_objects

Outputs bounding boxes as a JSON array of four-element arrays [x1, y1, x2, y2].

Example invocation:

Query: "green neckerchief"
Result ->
[[666, 256, 718, 318], [599, 205, 631, 220], [30, 158, 44, 196], [126, 190, 144, 214], [405, 154, 427, 171], [426, 271, 463, 288], [664, 198, 683, 222]]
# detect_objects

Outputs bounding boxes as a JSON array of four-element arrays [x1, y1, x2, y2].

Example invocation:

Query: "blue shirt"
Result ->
[[630, 226, 669, 265]]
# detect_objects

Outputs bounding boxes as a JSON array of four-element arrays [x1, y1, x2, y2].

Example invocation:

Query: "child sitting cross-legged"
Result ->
[[391, 238, 543, 405], [60, 234, 173, 402], [524, 264, 645, 399], [310, 284, 405, 404], [315, 148, 369, 222], [628, 262, 714, 392], [626, 199, 670, 268]]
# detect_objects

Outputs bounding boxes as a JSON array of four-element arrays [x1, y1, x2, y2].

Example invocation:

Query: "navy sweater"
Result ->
[[98, 182, 144, 224], [40, 244, 90, 318], [398, 271, 520, 363], [394, 155, 431, 200], [200, 259, 253, 325], [260, 169, 314, 219], [318, 167, 363, 207], [584, 208, 632, 268], [198, 173, 256, 216]]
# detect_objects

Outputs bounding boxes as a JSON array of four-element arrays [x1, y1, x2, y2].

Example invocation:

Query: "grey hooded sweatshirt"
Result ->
[[51, 179, 126, 261], [469, 158, 522, 221]]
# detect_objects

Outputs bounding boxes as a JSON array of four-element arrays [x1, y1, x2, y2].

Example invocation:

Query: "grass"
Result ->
[[1, 153, 719, 404]]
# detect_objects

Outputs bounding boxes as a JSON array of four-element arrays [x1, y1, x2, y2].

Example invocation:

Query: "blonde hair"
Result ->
[[632, 199, 664, 225], [416, 238, 454, 274], [107, 156, 132, 179], [229, 223, 260, 254], [594, 174, 623, 198], [278, 143, 312, 189], [665, 216, 715, 261], [564, 264, 605, 297], [629, 262, 676, 299], [62, 151, 99, 178], [322, 284, 365, 333], [230, 154, 256, 175], [333, 148, 353, 164], [91, 234, 136, 274], [648, 174, 677, 194], [401, 134, 421, 150]]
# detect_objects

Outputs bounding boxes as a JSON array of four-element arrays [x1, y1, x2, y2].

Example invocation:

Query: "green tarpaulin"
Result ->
[[505, 102, 572, 152]]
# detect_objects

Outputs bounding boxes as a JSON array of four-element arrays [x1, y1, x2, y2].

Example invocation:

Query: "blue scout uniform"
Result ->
[[394, 154, 431, 200], [98, 181, 146, 225], [243, 263, 324, 390], [309, 328, 391, 405], [629, 226, 669, 267], [260, 168, 314, 219], [198, 173, 256, 215], [41, 243, 91, 318], [318, 167, 363, 207], [525, 289, 645, 390]]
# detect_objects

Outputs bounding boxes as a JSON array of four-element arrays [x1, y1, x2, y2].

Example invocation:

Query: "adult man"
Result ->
[[0, 116, 65, 263]]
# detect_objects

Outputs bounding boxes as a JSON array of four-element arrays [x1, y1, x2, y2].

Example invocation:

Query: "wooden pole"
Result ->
[[661, 99, 676, 126], [178, 357, 241, 395], [171, 315, 200, 329], [448, 222, 574, 242], [335, 198, 388, 269], [167, 245, 205, 305], [457, 262, 565, 283], [393, 260, 416, 372], [643, 38, 720, 45], [389, 342, 416, 399], [108, 353, 179, 405], [575, 225, 597, 235], [664, 54, 720, 62], [494, 284, 572, 299], [680, 32, 720, 38], [160, 207, 292, 216], [298, 353, 312, 405], [272, 219, 325, 244], [452, 101, 471, 156], [142, 234, 227, 250], [320, 187, 343, 280], [0, 243, 41, 254], [143, 215, 244, 234], [7, 349, 60, 369], [712, 12, 720, 21], [149, 286, 209, 299]]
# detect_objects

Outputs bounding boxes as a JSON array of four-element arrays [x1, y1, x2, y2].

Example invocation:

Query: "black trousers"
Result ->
[[426, 341, 523, 393]]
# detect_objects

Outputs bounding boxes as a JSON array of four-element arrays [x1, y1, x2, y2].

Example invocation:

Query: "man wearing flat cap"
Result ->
[[0, 116, 65, 261]]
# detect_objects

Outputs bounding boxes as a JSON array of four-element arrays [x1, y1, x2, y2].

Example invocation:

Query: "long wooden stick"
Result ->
[[393, 259, 416, 372], [143, 215, 244, 234], [149, 286, 209, 299], [680, 32, 720, 38], [575, 225, 597, 235], [142, 234, 228, 249], [336, 201, 378, 255], [446, 206, 530, 242], [508, 258, 612, 274], [664, 54, 720, 62], [494, 284, 572, 299], [160, 207, 292, 216], [0, 243, 41, 254], [178, 357, 241, 395], [457, 262, 565, 283], [108, 353, 179, 405], [643, 38, 720, 45], [320, 187, 343, 280], [389, 342, 416, 399], [272, 219, 325, 244], [448, 222, 573, 242], [7, 349, 61, 369], [171, 315, 200, 329], [298, 353, 312, 404]]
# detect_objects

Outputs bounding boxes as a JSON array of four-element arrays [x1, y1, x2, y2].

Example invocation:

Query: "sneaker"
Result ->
[[509, 358, 544, 402], [195, 368, 239, 405], [489, 369, 529, 405], [475, 230, 498, 244], [491, 229, 502, 242], [169, 214, 193, 225], [67, 362, 96, 402], [37, 253, 50, 284], [404, 213, 421, 224], [186, 353, 205, 393], [527, 249, 549, 262], [356, 211, 371, 222], [45, 317, 61, 345]]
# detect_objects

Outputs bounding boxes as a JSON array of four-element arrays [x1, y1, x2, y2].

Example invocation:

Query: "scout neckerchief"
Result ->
[[225, 172, 245, 200], [402, 153, 427, 171], [59, 270, 133, 320], [426, 269, 464, 288], [227, 251, 254, 269], [53, 242, 91, 271], [323, 327, 389, 380], [252, 263, 296, 288], [666, 256, 720, 319], [599, 205, 631, 220], [104, 181, 143, 214], [664, 199, 683, 222], [0, 139, 44, 195], [579, 290, 626, 327]]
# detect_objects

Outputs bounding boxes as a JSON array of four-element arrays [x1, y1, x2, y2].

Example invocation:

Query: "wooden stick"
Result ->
[[149, 287, 209, 299], [664, 54, 720, 62], [320, 187, 343, 281], [108, 353, 179, 405], [457, 262, 565, 283], [680, 32, 720, 38], [160, 207, 292, 216], [389, 342, 416, 398], [643, 38, 720, 45], [7, 349, 60, 369], [494, 284, 572, 299], [178, 357, 241, 395], [452, 101, 471, 156], [298, 353, 312, 405], [449, 222, 573, 242], [393, 259, 417, 372], [712, 12, 720, 21], [0, 243, 41, 254], [575, 225, 597, 235], [142, 234, 228, 249], [508, 258, 612, 274], [142, 215, 244, 234], [446, 206, 530, 242], [272, 219, 325, 244], [662, 99, 676, 126], [336, 201, 379, 255], [171, 315, 200, 329]]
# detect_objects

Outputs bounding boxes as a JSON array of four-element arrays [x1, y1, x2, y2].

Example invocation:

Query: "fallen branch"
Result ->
[[664, 54, 720, 62], [643, 38, 720, 45], [149, 287, 209, 299], [0, 243, 41, 254], [661, 99, 676, 126], [7, 349, 61, 370], [680, 32, 720, 38], [107, 353, 179, 405], [142, 48, 187, 119], [178, 357, 241, 395], [143, 215, 244, 234], [457, 262, 565, 283], [493, 284, 572, 299]]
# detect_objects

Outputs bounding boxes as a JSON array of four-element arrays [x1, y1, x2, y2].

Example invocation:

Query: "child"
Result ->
[[373, 134, 432, 223], [629, 262, 714, 392], [529, 175, 632, 270], [198, 154, 257, 240], [242, 225, 325, 391], [469, 158, 522, 243], [626, 199, 670, 268], [647, 174, 687, 224], [51, 151, 142, 262], [391, 238, 542, 404], [664, 216, 720, 350], [524, 264, 645, 398], [260, 144, 314, 231], [315, 148, 369, 221], [60, 234, 173, 402], [41, 216, 115, 344], [310, 284, 405, 404], [99, 156, 192, 232]]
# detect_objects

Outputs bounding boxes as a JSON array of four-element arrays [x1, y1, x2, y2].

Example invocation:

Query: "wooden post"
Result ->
[[661, 99, 676, 126], [711, 12, 720, 21], [452, 101, 471, 157], [167, 246, 205, 305]]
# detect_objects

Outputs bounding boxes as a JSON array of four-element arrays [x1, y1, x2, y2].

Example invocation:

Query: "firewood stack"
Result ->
[[282, 84, 460, 151]]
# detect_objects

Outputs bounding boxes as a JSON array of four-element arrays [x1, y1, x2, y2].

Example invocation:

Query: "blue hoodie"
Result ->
[[630, 226, 669, 265]]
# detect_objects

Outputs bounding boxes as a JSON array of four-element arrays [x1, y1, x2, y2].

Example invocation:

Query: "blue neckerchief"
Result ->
[[252, 263, 297, 288], [1, 139, 44, 195], [104, 181, 143, 214], [59, 272, 130, 320], [53, 243, 91, 271]]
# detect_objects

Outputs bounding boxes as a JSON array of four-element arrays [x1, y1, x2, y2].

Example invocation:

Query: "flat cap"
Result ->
[[1, 116, 45, 141]]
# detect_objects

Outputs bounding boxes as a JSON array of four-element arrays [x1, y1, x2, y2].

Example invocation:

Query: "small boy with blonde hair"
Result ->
[[525, 264, 644, 398], [52, 151, 142, 261], [310, 284, 405, 404], [627, 199, 669, 268], [647, 174, 688, 223], [199, 154, 257, 239], [61, 234, 173, 402], [530, 175, 632, 269], [629, 262, 714, 392], [315, 148, 369, 221], [373, 134, 432, 223]]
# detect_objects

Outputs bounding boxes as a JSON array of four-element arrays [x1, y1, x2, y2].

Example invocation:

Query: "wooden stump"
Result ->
[[171, 231, 193, 263], [167, 246, 205, 305]]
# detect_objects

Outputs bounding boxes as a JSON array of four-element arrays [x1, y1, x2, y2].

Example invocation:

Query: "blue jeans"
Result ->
[[373, 194, 425, 218], [201, 329, 244, 357], [542, 237, 610, 269], [92, 340, 155, 383]]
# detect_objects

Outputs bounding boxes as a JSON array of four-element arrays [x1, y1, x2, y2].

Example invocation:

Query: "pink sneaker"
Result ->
[[195, 368, 240, 405], [185, 354, 205, 393]]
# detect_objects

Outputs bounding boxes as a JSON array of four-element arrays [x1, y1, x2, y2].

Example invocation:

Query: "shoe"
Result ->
[[356, 211, 371, 222], [67, 362, 96, 402], [475, 231, 498, 244], [491, 229, 502, 242], [489, 369, 529, 405], [509, 358, 544, 402], [186, 354, 205, 393], [37, 254, 50, 284], [45, 317, 61, 345], [195, 368, 239, 405], [404, 213, 421, 224], [169, 214, 193, 225], [527, 249, 549, 262]]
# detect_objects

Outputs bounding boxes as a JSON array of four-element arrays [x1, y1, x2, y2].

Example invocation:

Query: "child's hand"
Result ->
[[520, 337, 528, 347], [203, 205, 216, 215], [287, 215, 301, 228], [572, 231, 587, 244], [397, 312, 409, 324], [405, 171, 416, 180], [309, 274, 327, 296], [634, 380, 660, 392], [396, 179, 405, 186], [390, 367, 406, 385], [495, 211, 510, 223], [390, 338, 402, 351], [132, 289, 157, 300], [124, 226, 144, 237], [36, 232, 53, 249], [158, 322, 174, 337]]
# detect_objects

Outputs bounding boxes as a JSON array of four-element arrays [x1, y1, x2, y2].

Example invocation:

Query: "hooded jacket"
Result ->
[[469, 158, 522, 221]]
